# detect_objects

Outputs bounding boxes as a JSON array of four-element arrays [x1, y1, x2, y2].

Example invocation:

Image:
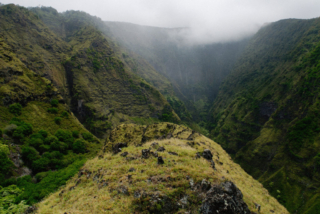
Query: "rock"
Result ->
[[128, 167, 136, 172], [142, 149, 150, 159], [200, 181, 251, 214], [134, 190, 141, 198], [254, 203, 261, 212], [202, 149, 213, 160], [157, 146, 165, 152], [210, 160, 216, 169], [126, 156, 136, 161], [195, 152, 201, 159], [120, 152, 128, 157], [201, 179, 211, 192], [166, 133, 173, 139], [189, 178, 194, 189], [168, 151, 178, 156], [158, 156, 164, 164], [98, 180, 108, 189], [178, 195, 188, 208], [59, 190, 65, 196], [150, 151, 158, 157], [113, 142, 127, 154], [24, 206, 37, 214], [118, 185, 129, 195], [150, 142, 159, 148]]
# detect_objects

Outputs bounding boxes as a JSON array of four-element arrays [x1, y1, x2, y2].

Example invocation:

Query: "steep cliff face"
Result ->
[[104, 21, 249, 122], [209, 18, 320, 213], [0, 4, 179, 212], [0, 5, 179, 138], [37, 123, 288, 214]]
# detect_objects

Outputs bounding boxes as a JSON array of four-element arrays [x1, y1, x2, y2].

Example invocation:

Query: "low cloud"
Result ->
[[2, 0, 320, 44]]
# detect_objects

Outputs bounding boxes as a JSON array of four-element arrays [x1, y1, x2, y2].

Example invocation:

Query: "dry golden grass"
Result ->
[[37, 123, 288, 214]]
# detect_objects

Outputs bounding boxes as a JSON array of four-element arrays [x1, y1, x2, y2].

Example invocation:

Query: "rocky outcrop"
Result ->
[[200, 181, 251, 214]]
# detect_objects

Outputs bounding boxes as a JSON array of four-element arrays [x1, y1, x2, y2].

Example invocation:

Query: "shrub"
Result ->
[[82, 132, 93, 141], [50, 99, 59, 107], [4, 124, 18, 136], [72, 130, 79, 138], [61, 111, 69, 118], [9, 103, 22, 116], [38, 144, 50, 153], [28, 138, 43, 150], [0, 150, 14, 176], [14, 159, 86, 205], [32, 158, 50, 173], [0, 185, 28, 212], [0, 129, 2, 138], [47, 108, 58, 114], [54, 117, 62, 124], [12, 123, 33, 140], [12, 126, 25, 139], [73, 139, 86, 154], [55, 130, 74, 146], [50, 141, 68, 153], [44, 136, 58, 145], [38, 130, 48, 139], [21, 146, 40, 165]]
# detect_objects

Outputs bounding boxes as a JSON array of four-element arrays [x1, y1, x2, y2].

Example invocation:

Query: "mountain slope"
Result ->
[[0, 6, 103, 209], [0, 4, 179, 212], [104, 21, 249, 122], [0, 5, 180, 138], [37, 123, 288, 214], [209, 18, 320, 213]]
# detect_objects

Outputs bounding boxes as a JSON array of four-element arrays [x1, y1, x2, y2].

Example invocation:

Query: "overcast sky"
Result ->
[[1, 0, 320, 44]]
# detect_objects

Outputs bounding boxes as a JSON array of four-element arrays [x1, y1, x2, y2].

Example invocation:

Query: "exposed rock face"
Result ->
[[203, 149, 213, 160], [142, 149, 150, 159], [157, 146, 165, 152], [112, 142, 127, 154], [200, 181, 251, 214], [120, 152, 128, 157], [158, 156, 164, 164]]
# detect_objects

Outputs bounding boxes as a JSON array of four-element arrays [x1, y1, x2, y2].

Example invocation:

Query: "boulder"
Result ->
[[157, 146, 165, 152], [142, 149, 150, 159], [200, 181, 251, 214], [113, 142, 127, 154], [203, 149, 213, 160], [158, 156, 164, 164]]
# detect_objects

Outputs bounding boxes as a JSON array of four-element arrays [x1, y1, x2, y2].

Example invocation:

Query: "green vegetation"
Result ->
[[0, 185, 29, 213], [47, 107, 58, 114], [50, 99, 59, 107], [54, 117, 62, 124], [9, 103, 22, 116], [208, 18, 320, 213], [36, 123, 288, 214]]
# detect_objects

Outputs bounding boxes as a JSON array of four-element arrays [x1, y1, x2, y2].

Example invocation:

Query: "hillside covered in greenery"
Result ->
[[1, 2, 320, 214], [0, 4, 179, 212], [209, 18, 320, 213]]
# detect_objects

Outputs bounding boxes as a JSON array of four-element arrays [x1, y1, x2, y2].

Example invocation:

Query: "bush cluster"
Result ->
[[20, 127, 88, 174], [9, 103, 22, 116], [5, 118, 33, 141]]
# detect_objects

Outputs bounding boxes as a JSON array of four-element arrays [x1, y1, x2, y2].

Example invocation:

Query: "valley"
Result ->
[[0, 3, 319, 214]]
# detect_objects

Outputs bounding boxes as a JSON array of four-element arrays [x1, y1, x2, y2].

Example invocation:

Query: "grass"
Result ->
[[37, 123, 288, 214]]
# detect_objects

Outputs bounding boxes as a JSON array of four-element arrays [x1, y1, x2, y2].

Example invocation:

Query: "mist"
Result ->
[[1, 0, 320, 44]]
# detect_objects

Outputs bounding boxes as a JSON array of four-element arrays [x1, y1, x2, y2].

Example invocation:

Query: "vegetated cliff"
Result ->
[[209, 17, 320, 213], [0, 6, 103, 210], [104, 21, 249, 122], [0, 4, 178, 212], [0, 4, 180, 139], [37, 122, 288, 214]]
